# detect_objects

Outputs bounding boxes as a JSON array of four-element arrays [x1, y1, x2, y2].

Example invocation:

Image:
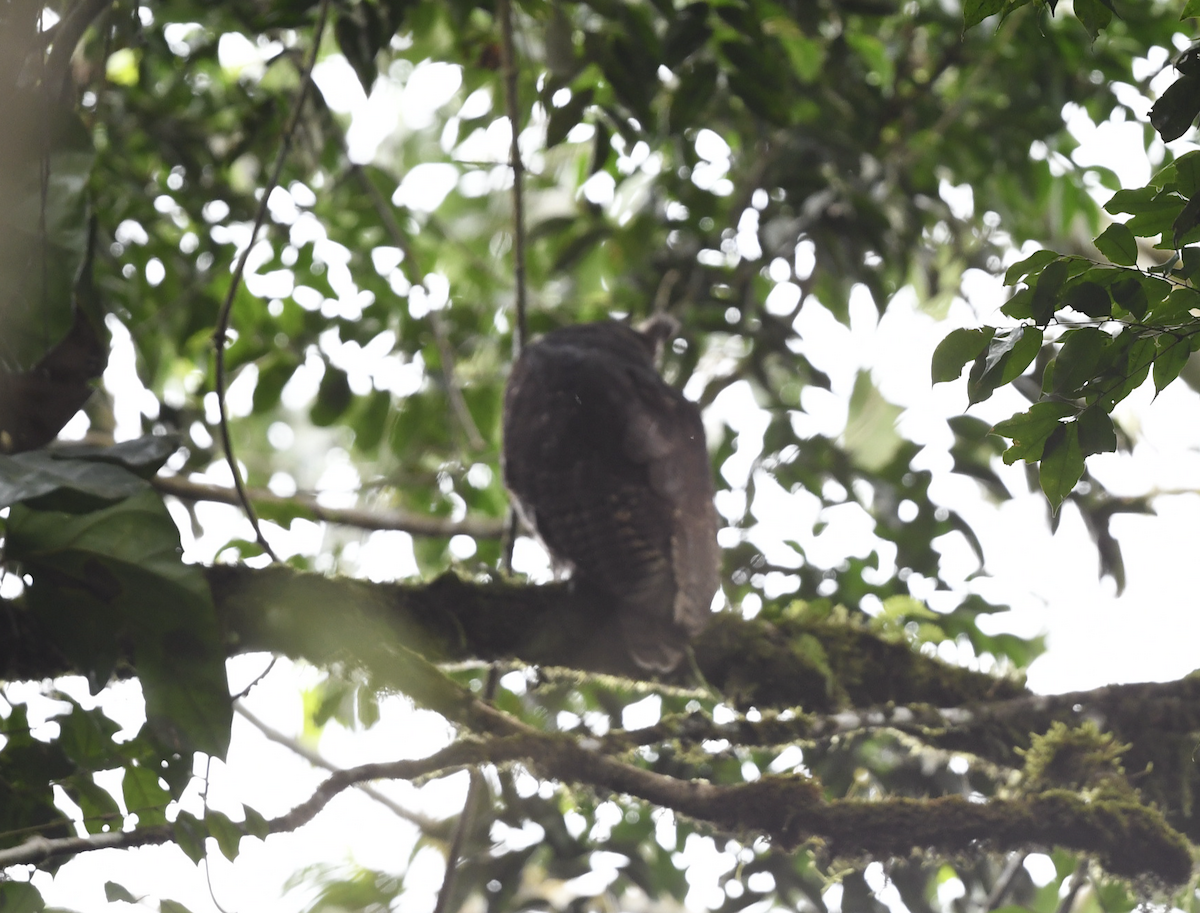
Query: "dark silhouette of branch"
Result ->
[[0, 703, 1189, 884], [1055, 858, 1090, 913], [210, 0, 332, 564], [151, 474, 505, 538], [44, 0, 114, 102], [985, 853, 1028, 911], [234, 701, 447, 834], [496, 0, 528, 354], [433, 665, 498, 913]]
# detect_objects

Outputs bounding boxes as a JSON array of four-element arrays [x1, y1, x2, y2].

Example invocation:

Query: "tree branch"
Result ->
[[234, 701, 448, 835], [152, 475, 504, 538], [9, 562, 1200, 852], [496, 0, 528, 353], [210, 0, 331, 564], [1, 710, 1189, 884], [43, 0, 114, 102]]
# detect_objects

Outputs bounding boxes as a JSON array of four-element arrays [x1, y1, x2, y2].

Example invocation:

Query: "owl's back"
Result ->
[[502, 321, 719, 671]]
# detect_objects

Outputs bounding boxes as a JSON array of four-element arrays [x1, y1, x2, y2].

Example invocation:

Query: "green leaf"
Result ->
[[0, 97, 95, 374], [50, 435, 181, 477], [1000, 287, 1034, 319], [1153, 333, 1192, 392], [1100, 334, 1156, 409], [1125, 192, 1185, 238], [931, 327, 994, 383], [1004, 248, 1058, 286], [843, 372, 903, 472], [1061, 281, 1111, 318], [0, 452, 148, 511], [252, 352, 302, 413], [311, 364, 353, 426], [1170, 150, 1200, 195], [1073, 0, 1113, 39], [1150, 74, 1200, 142], [1039, 423, 1084, 513], [1184, 0, 1200, 16], [1052, 327, 1107, 396], [205, 810, 243, 861], [546, 88, 593, 148], [1172, 193, 1200, 247], [123, 764, 171, 827], [1152, 286, 1200, 324], [774, 30, 826, 84], [105, 882, 139, 904], [1177, 247, 1200, 281], [0, 882, 44, 913], [6, 490, 232, 758], [965, 326, 1043, 405], [981, 327, 1022, 375], [993, 401, 1077, 464], [997, 326, 1043, 385], [66, 775, 122, 835], [1105, 185, 1161, 215], [963, 0, 1005, 28], [591, 119, 611, 173], [56, 703, 122, 770], [663, 2, 711, 67], [1031, 257, 1069, 325], [1110, 277, 1148, 318], [1094, 223, 1138, 265], [668, 60, 718, 134], [173, 811, 208, 864], [160, 899, 199, 913], [242, 805, 271, 841], [1077, 407, 1117, 456]]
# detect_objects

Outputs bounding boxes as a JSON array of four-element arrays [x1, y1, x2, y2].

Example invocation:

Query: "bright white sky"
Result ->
[[7, 22, 1200, 913]]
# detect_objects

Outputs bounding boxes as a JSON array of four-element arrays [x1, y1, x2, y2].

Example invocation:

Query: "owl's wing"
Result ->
[[620, 370, 720, 665]]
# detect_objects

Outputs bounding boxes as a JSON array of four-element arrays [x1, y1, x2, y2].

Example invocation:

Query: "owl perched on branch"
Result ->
[[502, 318, 720, 672]]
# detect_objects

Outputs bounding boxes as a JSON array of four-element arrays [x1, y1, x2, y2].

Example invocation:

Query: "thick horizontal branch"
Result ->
[[153, 475, 505, 538], [208, 565, 1026, 712], [8, 562, 1200, 845], [3, 695, 1190, 885], [10, 562, 1200, 727]]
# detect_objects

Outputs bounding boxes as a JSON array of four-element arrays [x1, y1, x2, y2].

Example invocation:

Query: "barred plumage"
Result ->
[[502, 319, 720, 671]]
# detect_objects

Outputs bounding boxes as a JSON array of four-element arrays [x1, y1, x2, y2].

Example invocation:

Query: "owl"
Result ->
[[502, 318, 720, 671]]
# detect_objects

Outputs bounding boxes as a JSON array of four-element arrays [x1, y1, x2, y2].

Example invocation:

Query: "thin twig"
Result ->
[[431, 770, 484, 913], [496, 0, 528, 575], [1055, 859, 1090, 913], [985, 852, 1028, 910], [230, 656, 277, 700], [234, 702, 446, 833], [0, 739, 501, 870], [210, 0, 332, 565], [499, 509, 519, 574], [496, 0, 528, 355], [43, 0, 113, 103], [349, 161, 486, 450], [199, 756, 234, 913], [152, 474, 505, 538], [433, 665, 500, 913]]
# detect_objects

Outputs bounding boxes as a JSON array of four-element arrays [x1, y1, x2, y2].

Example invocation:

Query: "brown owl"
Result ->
[[502, 318, 720, 671]]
